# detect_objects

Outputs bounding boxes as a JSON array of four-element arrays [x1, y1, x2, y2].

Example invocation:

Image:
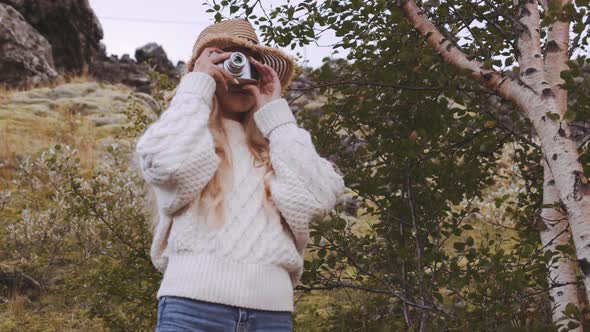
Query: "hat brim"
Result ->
[[190, 34, 302, 93]]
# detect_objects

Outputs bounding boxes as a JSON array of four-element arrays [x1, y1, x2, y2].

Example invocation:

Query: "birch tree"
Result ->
[[398, 0, 590, 323]]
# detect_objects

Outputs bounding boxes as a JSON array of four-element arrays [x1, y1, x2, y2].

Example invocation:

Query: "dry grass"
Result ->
[[0, 293, 108, 331], [0, 86, 15, 104], [60, 68, 97, 85], [0, 70, 137, 180], [0, 106, 100, 176], [0, 69, 98, 102]]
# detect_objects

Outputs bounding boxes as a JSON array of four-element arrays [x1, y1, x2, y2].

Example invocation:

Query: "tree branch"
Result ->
[[396, 0, 537, 115]]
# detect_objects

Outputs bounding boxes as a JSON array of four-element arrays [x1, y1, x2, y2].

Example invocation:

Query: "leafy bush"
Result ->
[[0, 68, 176, 331]]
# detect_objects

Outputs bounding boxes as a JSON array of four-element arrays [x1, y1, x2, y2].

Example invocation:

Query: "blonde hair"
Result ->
[[197, 92, 277, 230]]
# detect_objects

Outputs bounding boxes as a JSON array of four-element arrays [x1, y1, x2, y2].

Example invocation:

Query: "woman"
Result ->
[[134, 19, 346, 332]]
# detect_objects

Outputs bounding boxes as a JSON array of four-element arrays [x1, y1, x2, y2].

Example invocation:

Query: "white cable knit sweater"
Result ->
[[134, 71, 346, 312]]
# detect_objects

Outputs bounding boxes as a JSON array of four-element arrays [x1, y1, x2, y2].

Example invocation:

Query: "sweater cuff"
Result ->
[[176, 71, 217, 105], [253, 98, 297, 138]]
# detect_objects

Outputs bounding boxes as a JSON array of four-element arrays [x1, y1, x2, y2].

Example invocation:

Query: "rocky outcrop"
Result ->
[[90, 52, 152, 94], [0, 3, 61, 88], [0, 0, 196, 93], [0, 0, 103, 75], [135, 43, 177, 77], [176, 61, 187, 77], [89, 42, 185, 94]]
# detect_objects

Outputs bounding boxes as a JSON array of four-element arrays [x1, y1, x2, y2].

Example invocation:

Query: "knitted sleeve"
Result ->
[[253, 98, 346, 254], [135, 71, 221, 216]]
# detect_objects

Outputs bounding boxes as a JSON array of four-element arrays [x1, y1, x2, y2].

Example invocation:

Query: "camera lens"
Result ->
[[225, 52, 246, 75]]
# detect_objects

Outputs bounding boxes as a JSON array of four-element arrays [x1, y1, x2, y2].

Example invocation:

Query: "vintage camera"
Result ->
[[213, 51, 259, 86]]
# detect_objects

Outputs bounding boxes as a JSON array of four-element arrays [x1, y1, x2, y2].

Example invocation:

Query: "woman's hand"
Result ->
[[192, 47, 240, 91], [241, 58, 282, 111]]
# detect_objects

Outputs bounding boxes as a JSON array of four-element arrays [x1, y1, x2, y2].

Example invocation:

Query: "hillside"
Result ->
[[0, 77, 157, 178]]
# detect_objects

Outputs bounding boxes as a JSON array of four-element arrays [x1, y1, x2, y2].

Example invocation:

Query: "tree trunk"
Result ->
[[398, 0, 590, 308], [538, 0, 582, 326], [541, 157, 582, 329]]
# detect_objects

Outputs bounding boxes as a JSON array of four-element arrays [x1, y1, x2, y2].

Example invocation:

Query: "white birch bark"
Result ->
[[537, 0, 582, 328], [397, 0, 590, 313], [540, 157, 581, 330]]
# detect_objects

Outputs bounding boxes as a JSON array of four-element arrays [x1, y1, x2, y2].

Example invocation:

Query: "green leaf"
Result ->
[[504, 57, 514, 67], [453, 242, 466, 251], [481, 60, 493, 70], [564, 109, 576, 122], [334, 218, 346, 230], [564, 302, 580, 316], [555, 244, 575, 256], [313, 234, 321, 244], [573, 23, 585, 34], [462, 224, 474, 230], [433, 291, 444, 303], [545, 111, 561, 121]]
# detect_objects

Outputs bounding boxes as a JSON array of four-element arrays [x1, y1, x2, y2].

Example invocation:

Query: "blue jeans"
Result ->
[[155, 295, 293, 332]]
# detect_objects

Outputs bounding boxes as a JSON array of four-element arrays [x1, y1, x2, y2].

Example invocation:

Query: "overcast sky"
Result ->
[[87, 0, 345, 69]]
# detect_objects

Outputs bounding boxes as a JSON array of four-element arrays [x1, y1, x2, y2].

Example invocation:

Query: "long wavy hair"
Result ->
[[191, 91, 277, 230], [136, 49, 295, 241]]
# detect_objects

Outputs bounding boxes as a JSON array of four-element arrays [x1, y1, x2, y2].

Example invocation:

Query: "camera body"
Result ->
[[213, 51, 259, 84]]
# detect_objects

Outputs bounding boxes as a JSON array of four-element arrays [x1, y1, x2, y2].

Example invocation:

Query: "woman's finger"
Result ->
[[256, 61, 279, 84], [251, 59, 270, 79], [267, 65, 280, 82], [213, 66, 239, 86], [204, 47, 225, 57], [251, 61, 266, 82], [215, 66, 235, 83], [210, 70, 228, 91], [258, 62, 273, 78], [241, 84, 259, 97], [208, 52, 233, 65], [261, 63, 279, 83], [199, 47, 223, 62]]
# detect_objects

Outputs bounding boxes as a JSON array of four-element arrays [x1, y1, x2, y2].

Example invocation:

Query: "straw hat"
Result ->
[[186, 18, 302, 94]]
